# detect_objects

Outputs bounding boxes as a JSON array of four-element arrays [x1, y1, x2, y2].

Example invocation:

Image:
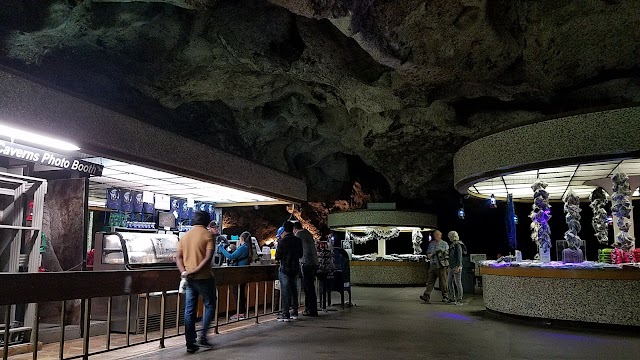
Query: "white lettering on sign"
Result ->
[[71, 160, 98, 175], [0, 140, 102, 176], [0, 141, 41, 162]]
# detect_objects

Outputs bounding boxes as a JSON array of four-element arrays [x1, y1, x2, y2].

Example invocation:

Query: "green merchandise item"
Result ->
[[39, 233, 47, 254]]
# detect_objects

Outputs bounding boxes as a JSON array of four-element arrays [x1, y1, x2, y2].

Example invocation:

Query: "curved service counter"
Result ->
[[481, 265, 640, 327], [351, 261, 429, 286]]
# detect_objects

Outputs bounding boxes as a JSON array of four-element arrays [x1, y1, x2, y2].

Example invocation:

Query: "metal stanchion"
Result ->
[[255, 283, 259, 323], [125, 296, 131, 346], [175, 293, 181, 336], [105, 297, 112, 350], [31, 303, 40, 360], [2, 305, 10, 360], [214, 287, 220, 335], [225, 286, 230, 323], [82, 299, 91, 360], [59, 300, 66, 359], [263, 281, 268, 315], [236, 284, 241, 321], [159, 292, 166, 349], [143, 294, 149, 342]]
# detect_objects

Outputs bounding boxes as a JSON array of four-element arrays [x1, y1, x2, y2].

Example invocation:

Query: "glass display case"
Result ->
[[94, 231, 179, 270]]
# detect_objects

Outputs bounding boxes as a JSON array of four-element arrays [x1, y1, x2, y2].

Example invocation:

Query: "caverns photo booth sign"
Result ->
[[0, 140, 103, 176]]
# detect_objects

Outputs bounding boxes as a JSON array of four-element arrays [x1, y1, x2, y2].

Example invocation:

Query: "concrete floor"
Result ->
[[120, 287, 640, 360]]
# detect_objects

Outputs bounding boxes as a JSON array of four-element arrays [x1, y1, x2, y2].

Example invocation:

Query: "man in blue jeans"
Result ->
[[177, 212, 217, 353], [275, 221, 303, 321]]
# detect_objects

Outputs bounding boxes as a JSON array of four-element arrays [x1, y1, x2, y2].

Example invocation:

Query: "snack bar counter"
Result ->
[[480, 265, 640, 326]]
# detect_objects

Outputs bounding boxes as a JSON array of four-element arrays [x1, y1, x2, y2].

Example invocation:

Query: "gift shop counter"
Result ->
[[480, 265, 640, 327]]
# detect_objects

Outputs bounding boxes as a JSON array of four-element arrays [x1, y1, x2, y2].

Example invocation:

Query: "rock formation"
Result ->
[[1, 0, 639, 211]]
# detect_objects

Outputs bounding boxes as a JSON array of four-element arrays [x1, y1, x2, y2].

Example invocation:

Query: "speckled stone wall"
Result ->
[[483, 274, 640, 326], [0, 69, 306, 203], [454, 106, 640, 192], [351, 262, 429, 285], [328, 210, 438, 229]]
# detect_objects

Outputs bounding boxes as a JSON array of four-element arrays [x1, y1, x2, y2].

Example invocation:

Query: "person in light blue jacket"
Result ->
[[218, 231, 254, 319]]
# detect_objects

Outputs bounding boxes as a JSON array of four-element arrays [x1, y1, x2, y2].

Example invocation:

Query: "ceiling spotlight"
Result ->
[[513, 214, 519, 225], [489, 194, 497, 209], [457, 207, 465, 219]]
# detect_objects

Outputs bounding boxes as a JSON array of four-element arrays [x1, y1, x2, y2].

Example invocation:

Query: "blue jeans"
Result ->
[[279, 267, 299, 317], [184, 277, 216, 345]]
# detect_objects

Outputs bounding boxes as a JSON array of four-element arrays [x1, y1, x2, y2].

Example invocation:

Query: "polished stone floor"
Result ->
[[111, 286, 640, 360]]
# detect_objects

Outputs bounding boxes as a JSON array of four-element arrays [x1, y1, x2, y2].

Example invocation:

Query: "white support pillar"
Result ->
[[377, 239, 386, 257]]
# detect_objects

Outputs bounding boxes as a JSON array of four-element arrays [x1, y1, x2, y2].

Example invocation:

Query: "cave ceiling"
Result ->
[[1, 0, 639, 205]]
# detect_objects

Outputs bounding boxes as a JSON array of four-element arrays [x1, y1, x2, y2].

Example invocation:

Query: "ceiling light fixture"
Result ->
[[0, 123, 81, 151], [489, 194, 497, 209]]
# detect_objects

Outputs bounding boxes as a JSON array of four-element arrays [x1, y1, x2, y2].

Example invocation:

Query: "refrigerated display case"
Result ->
[[92, 231, 182, 333], [94, 231, 179, 270]]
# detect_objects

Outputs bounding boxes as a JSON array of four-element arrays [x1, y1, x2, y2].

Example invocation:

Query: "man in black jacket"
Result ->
[[275, 221, 303, 321]]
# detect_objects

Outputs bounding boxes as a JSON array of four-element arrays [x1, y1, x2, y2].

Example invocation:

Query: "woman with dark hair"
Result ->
[[218, 231, 253, 320]]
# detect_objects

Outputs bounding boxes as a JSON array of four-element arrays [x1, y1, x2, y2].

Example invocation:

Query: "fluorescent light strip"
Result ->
[[0, 123, 81, 151]]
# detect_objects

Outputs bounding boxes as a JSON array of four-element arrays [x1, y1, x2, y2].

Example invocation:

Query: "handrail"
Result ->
[[0, 265, 279, 306]]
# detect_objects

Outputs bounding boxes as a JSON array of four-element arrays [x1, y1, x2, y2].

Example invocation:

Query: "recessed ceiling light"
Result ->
[[0, 123, 81, 151]]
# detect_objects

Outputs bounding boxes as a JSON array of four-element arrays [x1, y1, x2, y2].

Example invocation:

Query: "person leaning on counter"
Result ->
[[218, 231, 254, 319]]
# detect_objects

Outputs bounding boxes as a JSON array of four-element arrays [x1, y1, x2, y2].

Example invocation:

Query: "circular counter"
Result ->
[[481, 266, 640, 327], [351, 261, 428, 286]]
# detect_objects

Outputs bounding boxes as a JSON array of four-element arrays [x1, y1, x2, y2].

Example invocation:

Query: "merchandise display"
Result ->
[[562, 190, 584, 263], [589, 187, 610, 245], [530, 180, 552, 262], [611, 173, 635, 256], [481, 260, 621, 269], [598, 248, 614, 264], [351, 254, 428, 262]]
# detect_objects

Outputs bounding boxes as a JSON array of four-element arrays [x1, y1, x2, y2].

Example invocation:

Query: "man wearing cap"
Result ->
[[177, 211, 216, 353], [275, 221, 303, 321]]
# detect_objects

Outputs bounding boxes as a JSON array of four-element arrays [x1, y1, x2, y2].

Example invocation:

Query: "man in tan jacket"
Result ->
[[177, 211, 216, 353]]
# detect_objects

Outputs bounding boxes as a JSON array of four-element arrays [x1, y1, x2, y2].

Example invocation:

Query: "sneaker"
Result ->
[[290, 312, 299, 320], [277, 315, 291, 322], [441, 298, 451, 303], [455, 301, 464, 306], [230, 314, 246, 321], [186, 344, 200, 354], [197, 337, 214, 348], [419, 295, 429, 302], [303, 310, 319, 317]]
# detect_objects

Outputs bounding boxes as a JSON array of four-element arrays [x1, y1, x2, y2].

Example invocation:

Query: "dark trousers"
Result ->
[[423, 266, 449, 301], [302, 264, 318, 313]]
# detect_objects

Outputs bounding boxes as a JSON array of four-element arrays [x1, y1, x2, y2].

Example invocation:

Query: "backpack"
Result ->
[[459, 241, 468, 256]]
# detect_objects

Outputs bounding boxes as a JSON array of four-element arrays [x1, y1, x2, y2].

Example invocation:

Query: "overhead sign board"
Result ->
[[0, 140, 103, 176]]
